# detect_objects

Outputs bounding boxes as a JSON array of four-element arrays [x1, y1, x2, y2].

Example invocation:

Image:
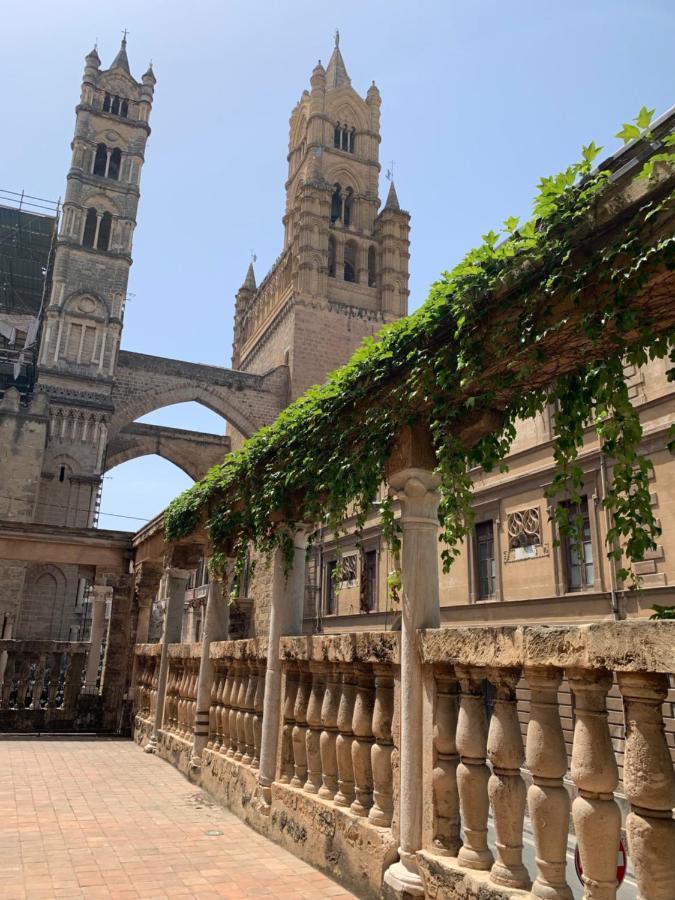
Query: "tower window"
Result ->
[[93, 144, 108, 177], [59, 466, 66, 483], [343, 187, 353, 227], [103, 93, 128, 119], [331, 184, 342, 224], [334, 123, 355, 154], [344, 241, 357, 283], [368, 245, 376, 287], [108, 148, 122, 180], [82, 208, 97, 248], [328, 236, 336, 278], [97, 212, 112, 251]]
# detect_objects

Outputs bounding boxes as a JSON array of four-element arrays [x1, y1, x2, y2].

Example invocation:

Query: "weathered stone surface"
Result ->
[[210, 637, 268, 662], [280, 632, 400, 665], [417, 851, 529, 900], [419, 622, 675, 673]]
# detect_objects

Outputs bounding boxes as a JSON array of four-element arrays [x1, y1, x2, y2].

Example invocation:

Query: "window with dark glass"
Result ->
[[328, 236, 336, 278], [362, 550, 377, 612], [108, 148, 121, 180], [343, 187, 353, 227], [93, 143, 108, 176], [367, 246, 376, 287], [561, 497, 594, 591], [331, 184, 342, 224], [344, 242, 357, 283], [326, 560, 337, 614], [476, 520, 496, 599], [96, 212, 112, 251], [82, 208, 97, 248]]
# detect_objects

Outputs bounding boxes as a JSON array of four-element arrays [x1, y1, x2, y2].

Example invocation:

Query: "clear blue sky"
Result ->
[[4, 1, 674, 531]]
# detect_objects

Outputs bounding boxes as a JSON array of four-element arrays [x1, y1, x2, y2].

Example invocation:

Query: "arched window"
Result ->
[[328, 236, 336, 278], [103, 93, 111, 113], [111, 96, 120, 116], [331, 184, 342, 224], [93, 144, 107, 177], [348, 129, 355, 153], [82, 208, 97, 248], [343, 187, 353, 228], [334, 123, 341, 149], [120, 99, 129, 118], [368, 245, 376, 287], [344, 242, 357, 283], [108, 148, 121, 180], [97, 212, 112, 251]]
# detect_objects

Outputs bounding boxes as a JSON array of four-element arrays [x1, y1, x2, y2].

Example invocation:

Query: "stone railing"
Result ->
[[133, 643, 162, 723], [416, 621, 675, 899], [163, 643, 201, 741], [132, 622, 675, 899], [206, 638, 267, 766], [0, 639, 88, 731], [278, 632, 399, 828]]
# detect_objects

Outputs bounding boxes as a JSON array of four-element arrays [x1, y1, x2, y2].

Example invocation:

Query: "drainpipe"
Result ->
[[600, 453, 621, 621]]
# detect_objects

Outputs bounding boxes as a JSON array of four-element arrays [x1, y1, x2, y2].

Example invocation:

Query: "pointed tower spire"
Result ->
[[242, 262, 257, 292], [325, 29, 351, 90], [384, 180, 400, 211], [110, 33, 130, 73]]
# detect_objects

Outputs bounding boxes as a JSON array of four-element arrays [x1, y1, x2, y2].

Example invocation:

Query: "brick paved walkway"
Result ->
[[0, 737, 356, 899]]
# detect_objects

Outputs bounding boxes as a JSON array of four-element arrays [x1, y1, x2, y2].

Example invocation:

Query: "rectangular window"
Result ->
[[562, 497, 594, 591], [362, 550, 377, 612], [476, 520, 496, 600], [325, 560, 337, 615]]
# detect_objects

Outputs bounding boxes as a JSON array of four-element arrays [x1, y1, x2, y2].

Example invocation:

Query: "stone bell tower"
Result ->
[[231, 33, 410, 411], [35, 38, 155, 528]]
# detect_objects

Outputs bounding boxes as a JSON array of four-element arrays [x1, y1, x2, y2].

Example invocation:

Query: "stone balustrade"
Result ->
[[132, 621, 675, 900], [279, 632, 399, 829], [206, 638, 267, 768], [0, 639, 88, 731], [133, 643, 162, 724], [417, 621, 675, 900]]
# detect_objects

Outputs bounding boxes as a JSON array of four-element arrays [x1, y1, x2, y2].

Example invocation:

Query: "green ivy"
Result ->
[[166, 109, 675, 587]]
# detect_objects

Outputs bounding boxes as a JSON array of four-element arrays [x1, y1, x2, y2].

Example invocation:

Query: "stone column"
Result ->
[[618, 671, 675, 899], [384, 466, 441, 898], [191, 580, 229, 770], [257, 533, 309, 804], [84, 585, 111, 690], [145, 567, 191, 753]]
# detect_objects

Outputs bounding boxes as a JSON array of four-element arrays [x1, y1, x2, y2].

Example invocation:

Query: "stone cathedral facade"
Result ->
[[0, 36, 410, 642]]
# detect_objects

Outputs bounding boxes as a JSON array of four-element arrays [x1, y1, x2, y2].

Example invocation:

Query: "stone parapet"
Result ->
[[210, 637, 268, 662], [280, 631, 400, 665], [418, 621, 675, 673]]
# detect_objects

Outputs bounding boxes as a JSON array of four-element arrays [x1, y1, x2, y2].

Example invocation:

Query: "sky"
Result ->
[[3, 0, 674, 531]]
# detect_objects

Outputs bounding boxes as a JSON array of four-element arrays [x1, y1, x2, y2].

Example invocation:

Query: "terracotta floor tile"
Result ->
[[1, 737, 355, 900]]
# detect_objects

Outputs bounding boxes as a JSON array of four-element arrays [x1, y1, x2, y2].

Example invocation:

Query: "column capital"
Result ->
[[90, 585, 113, 603], [165, 566, 192, 582], [388, 468, 440, 522]]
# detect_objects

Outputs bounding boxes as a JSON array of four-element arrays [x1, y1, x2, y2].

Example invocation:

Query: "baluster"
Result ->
[[568, 668, 620, 900], [304, 661, 325, 793], [432, 666, 460, 854], [279, 664, 298, 783], [318, 662, 340, 801], [63, 651, 86, 715], [227, 659, 241, 757], [525, 666, 572, 900], [456, 665, 494, 870], [15, 655, 32, 708], [618, 671, 675, 899], [150, 657, 159, 718], [1, 651, 17, 708], [207, 664, 220, 750], [31, 653, 47, 709], [369, 663, 395, 828], [291, 663, 311, 788], [235, 659, 249, 760], [351, 665, 375, 816], [46, 652, 61, 709], [334, 664, 357, 807], [252, 660, 265, 769], [487, 667, 530, 889], [220, 658, 234, 754], [243, 659, 257, 765], [189, 662, 198, 737]]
